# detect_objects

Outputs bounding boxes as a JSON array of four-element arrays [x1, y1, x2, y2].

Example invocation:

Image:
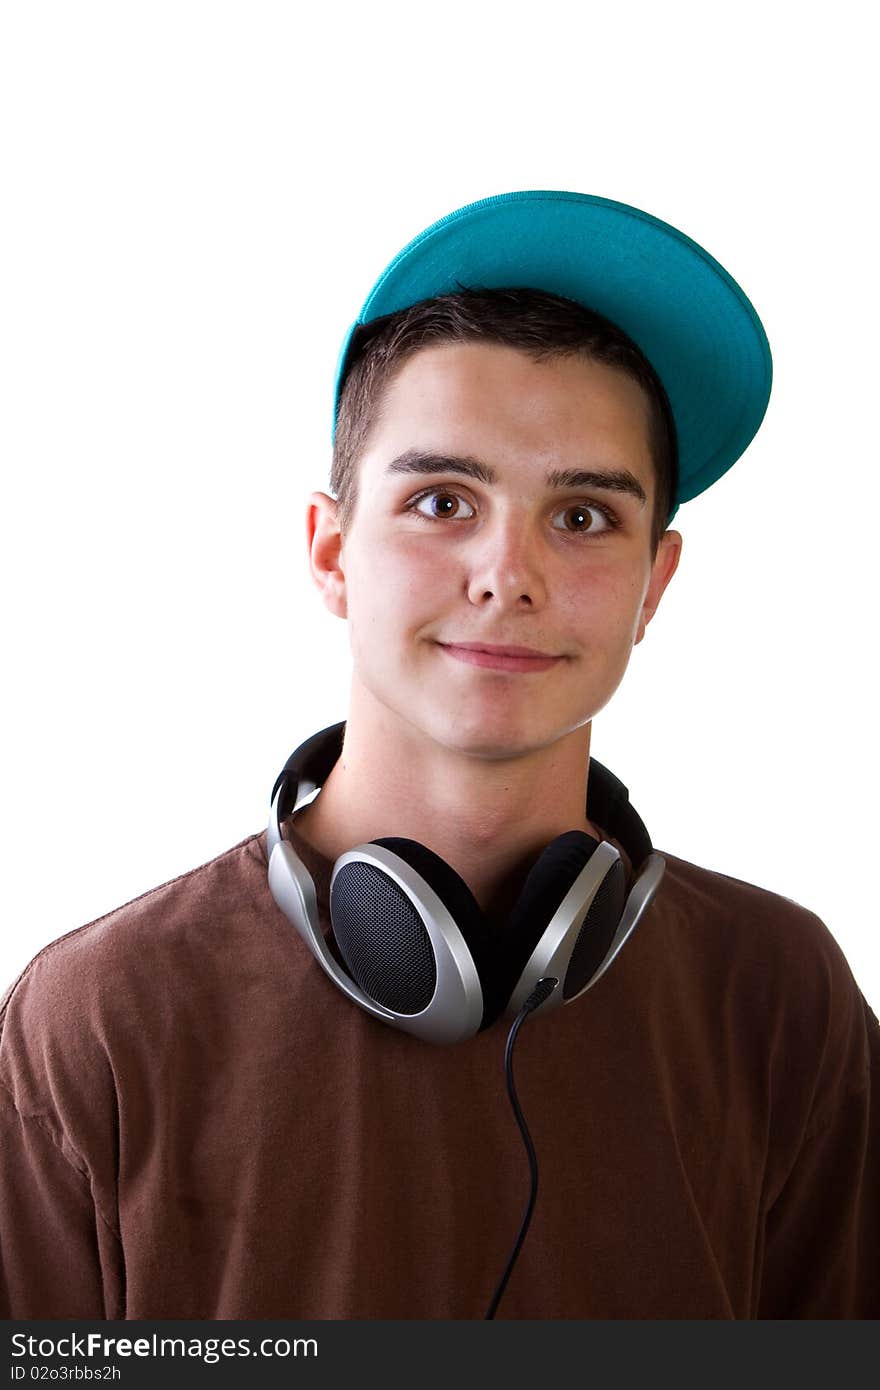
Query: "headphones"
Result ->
[[267, 722, 665, 1045]]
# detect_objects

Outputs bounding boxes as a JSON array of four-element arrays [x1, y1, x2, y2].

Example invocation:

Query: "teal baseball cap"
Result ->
[[331, 190, 773, 524]]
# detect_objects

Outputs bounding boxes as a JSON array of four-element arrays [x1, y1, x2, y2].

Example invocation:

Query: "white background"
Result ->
[[2, 1, 877, 1005]]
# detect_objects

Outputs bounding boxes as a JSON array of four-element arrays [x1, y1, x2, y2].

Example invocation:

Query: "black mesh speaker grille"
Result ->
[[330, 861, 437, 1014], [563, 858, 627, 1000]]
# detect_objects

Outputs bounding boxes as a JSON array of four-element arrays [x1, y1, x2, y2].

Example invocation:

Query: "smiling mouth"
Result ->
[[437, 642, 565, 673]]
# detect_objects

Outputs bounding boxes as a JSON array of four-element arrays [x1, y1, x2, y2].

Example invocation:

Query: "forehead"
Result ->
[[361, 341, 656, 496]]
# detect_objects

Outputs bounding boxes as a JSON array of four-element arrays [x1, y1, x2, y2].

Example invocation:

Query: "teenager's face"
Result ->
[[311, 342, 681, 761]]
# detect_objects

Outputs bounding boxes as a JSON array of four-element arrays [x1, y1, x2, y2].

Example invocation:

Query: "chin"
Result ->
[[426, 713, 567, 762]]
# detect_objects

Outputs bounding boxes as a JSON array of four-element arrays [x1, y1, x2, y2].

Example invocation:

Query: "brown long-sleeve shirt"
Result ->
[[1, 820, 877, 1318]]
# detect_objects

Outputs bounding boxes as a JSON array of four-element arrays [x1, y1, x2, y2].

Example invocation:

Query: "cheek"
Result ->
[[344, 537, 449, 647], [558, 562, 644, 640], [360, 534, 455, 605]]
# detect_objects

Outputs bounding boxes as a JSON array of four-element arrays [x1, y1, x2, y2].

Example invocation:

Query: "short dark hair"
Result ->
[[331, 287, 679, 558]]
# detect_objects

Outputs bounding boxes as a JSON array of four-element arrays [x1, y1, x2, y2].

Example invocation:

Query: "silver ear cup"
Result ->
[[506, 847, 666, 1017], [329, 845, 485, 1045]]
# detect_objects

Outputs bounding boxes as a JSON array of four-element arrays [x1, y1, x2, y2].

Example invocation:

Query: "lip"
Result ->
[[446, 641, 559, 658], [437, 641, 565, 673]]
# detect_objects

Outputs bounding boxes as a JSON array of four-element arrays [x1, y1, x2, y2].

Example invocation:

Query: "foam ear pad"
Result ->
[[484, 831, 605, 1024]]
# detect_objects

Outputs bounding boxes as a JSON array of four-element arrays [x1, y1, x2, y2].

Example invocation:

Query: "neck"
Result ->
[[291, 677, 600, 923]]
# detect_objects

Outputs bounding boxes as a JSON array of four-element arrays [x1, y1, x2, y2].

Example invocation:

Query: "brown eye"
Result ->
[[551, 503, 613, 535], [412, 490, 476, 520]]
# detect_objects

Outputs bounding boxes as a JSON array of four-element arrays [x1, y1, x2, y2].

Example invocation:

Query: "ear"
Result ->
[[306, 491, 348, 619], [634, 529, 682, 645]]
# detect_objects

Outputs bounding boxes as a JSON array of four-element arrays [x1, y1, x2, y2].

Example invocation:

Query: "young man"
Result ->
[[1, 192, 877, 1320]]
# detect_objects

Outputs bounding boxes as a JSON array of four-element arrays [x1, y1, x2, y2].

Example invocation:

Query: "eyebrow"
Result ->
[[384, 448, 648, 507]]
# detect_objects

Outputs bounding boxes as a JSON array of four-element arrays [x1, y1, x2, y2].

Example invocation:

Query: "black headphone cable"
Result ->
[[484, 976, 559, 1319]]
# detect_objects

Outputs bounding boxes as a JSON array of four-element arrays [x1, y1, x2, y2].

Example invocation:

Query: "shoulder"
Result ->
[[653, 848, 875, 1127], [2, 829, 270, 1018], [657, 848, 850, 970], [0, 830, 272, 1116]]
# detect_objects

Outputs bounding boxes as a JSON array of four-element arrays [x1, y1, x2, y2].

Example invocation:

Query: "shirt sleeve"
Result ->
[[757, 993, 880, 1318], [0, 1082, 124, 1319]]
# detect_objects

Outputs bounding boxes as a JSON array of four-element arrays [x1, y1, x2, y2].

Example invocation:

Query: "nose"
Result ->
[[465, 510, 548, 611]]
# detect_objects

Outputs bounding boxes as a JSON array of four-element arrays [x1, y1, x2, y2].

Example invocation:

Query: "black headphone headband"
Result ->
[[271, 721, 654, 871]]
